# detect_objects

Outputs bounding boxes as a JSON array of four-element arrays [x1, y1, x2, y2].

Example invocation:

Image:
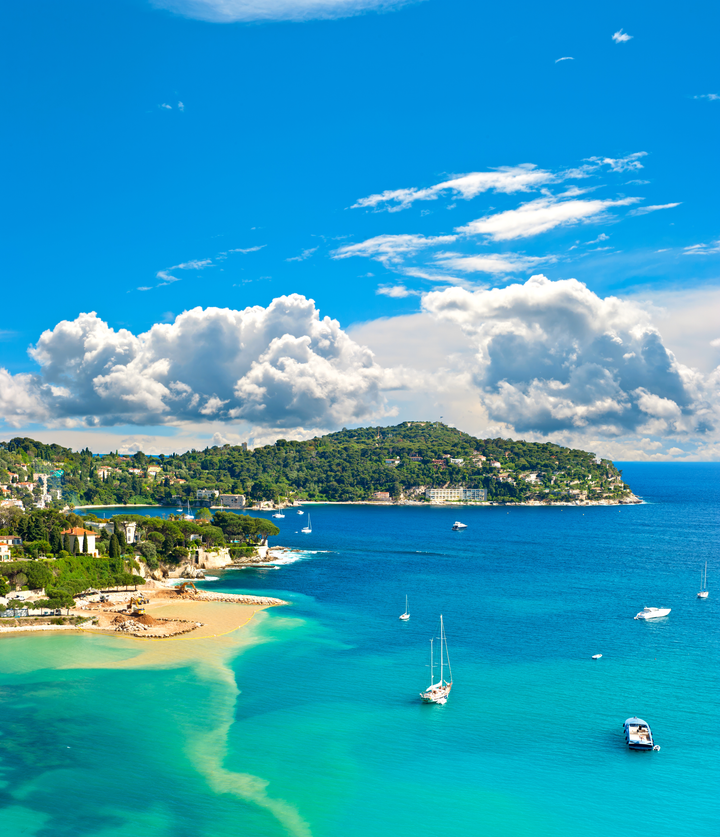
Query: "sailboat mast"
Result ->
[[429, 638, 434, 686], [439, 616, 444, 685]]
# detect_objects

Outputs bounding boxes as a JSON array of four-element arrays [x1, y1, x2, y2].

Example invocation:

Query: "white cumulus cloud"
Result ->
[[151, 0, 414, 23], [0, 297, 390, 430], [612, 29, 633, 43], [421, 275, 714, 435]]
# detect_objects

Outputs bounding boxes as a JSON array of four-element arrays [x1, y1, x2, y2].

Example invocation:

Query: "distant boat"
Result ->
[[591, 654, 602, 659], [452, 521, 467, 531], [399, 595, 410, 621], [272, 512, 285, 519], [297, 510, 304, 515], [623, 717, 658, 750], [420, 616, 452, 705], [634, 607, 671, 620], [698, 562, 709, 598], [301, 514, 312, 534]]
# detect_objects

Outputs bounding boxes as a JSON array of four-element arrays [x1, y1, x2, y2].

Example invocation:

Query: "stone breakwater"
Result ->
[[190, 592, 288, 606]]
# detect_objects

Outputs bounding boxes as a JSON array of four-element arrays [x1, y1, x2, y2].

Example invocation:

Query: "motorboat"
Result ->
[[399, 595, 410, 621], [452, 521, 467, 531], [420, 616, 452, 705], [634, 607, 671, 620], [591, 654, 602, 659], [623, 717, 658, 750], [697, 561, 709, 598], [297, 510, 304, 515]]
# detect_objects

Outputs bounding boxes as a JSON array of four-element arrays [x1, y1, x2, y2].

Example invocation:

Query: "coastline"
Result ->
[[0, 588, 288, 639], [269, 496, 643, 508]]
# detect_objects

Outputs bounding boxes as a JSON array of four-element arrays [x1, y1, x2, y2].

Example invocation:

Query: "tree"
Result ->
[[195, 507, 212, 520], [82, 533, 88, 554], [73, 537, 80, 555], [108, 534, 120, 558]]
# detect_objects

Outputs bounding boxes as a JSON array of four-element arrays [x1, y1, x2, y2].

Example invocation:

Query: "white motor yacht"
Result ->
[[634, 606, 671, 620], [452, 521, 467, 531], [623, 717, 658, 750]]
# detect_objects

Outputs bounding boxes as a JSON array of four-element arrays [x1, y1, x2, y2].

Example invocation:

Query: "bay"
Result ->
[[2, 462, 719, 836]]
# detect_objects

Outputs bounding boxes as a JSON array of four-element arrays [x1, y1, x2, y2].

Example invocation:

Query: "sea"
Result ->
[[2, 462, 719, 837]]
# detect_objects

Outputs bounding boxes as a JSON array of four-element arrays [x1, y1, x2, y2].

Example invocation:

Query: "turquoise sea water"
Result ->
[[3, 463, 720, 836]]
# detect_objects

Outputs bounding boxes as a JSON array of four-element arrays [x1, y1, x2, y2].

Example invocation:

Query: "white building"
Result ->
[[425, 488, 487, 502], [0, 535, 22, 561], [61, 527, 99, 557], [197, 489, 220, 500]]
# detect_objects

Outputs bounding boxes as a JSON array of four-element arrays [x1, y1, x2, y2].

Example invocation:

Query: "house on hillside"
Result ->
[[0, 535, 22, 561], [197, 489, 220, 500], [146, 465, 163, 479], [61, 527, 99, 557]]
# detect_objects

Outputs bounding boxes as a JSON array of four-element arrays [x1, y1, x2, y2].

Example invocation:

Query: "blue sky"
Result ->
[[1, 0, 719, 458]]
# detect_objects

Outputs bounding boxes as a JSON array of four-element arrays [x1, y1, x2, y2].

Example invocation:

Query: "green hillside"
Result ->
[[1, 422, 636, 506]]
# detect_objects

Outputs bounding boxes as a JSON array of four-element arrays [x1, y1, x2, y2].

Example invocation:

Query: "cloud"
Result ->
[[457, 196, 640, 241], [586, 233, 610, 244], [352, 164, 556, 212], [228, 246, 266, 254], [178, 101, 185, 111], [286, 247, 319, 262], [612, 29, 633, 43], [555, 57, 574, 63], [628, 203, 681, 216], [171, 258, 213, 270], [151, 0, 414, 23], [376, 285, 417, 298], [0, 297, 390, 430], [159, 103, 172, 109], [431, 252, 553, 275], [155, 271, 182, 285], [332, 234, 457, 265], [683, 239, 720, 255], [420, 274, 714, 436], [585, 152, 646, 172], [693, 93, 720, 101]]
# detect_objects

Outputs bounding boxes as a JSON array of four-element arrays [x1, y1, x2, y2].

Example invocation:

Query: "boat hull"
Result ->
[[420, 683, 452, 704]]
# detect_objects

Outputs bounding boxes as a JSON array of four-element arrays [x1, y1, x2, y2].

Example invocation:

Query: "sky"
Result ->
[[1, 0, 719, 459]]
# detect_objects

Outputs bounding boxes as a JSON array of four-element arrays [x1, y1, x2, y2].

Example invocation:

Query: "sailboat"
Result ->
[[183, 499, 194, 521], [399, 595, 410, 621], [697, 562, 709, 598], [301, 513, 312, 534], [419, 615, 452, 704]]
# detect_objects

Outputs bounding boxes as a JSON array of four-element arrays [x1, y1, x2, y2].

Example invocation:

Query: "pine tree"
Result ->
[[82, 533, 88, 554], [109, 534, 120, 559], [73, 537, 80, 555]]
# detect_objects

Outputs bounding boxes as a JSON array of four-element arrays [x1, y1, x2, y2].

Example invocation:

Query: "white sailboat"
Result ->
[[420, 616, 452, 704], [301, 513, 312, 534], [697, 562, 709, 598], [399, 595, 410, 621]]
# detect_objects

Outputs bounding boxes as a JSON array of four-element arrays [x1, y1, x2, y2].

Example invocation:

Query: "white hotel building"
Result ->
[[425, 488, 487, 502]]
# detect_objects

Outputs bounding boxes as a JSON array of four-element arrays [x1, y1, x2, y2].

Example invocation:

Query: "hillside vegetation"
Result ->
[[1, 422, 635, 506]]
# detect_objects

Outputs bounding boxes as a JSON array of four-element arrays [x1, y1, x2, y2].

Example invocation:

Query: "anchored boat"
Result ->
[[634, 607, 671, 620], [420, 616, 452, 705], [698, 561, 709, 598], [624, 717, 659, 750], [399, 595, 410, 621]]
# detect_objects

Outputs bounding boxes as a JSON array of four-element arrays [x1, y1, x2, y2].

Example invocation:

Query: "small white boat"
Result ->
[[634, 606, 671, 620], [591, 654, 602, 659], [697, 561, 709, 598], [297, 510, 304, 515], [301, 513, 312, 534], [420, 616, 452, 704], [272, 513, 285, 519], [452, 521, 467, 531], [623, 717, 658, 750], [399, 595, 410, 621]]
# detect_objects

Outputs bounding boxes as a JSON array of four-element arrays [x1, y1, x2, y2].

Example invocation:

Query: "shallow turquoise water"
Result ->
[[5, 463, 720, 835]]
